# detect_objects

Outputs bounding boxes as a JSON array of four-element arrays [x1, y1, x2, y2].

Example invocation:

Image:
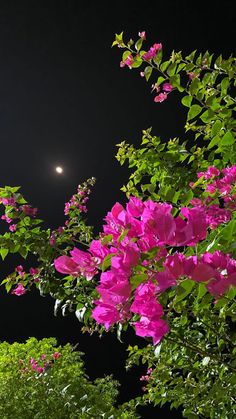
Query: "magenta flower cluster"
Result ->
[[20, 351, 61, 375], [54, 167, 236, 344], [0, 196, 37, 233]]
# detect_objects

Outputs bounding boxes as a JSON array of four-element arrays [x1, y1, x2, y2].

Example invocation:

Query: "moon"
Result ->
[[55, 166, 63, 174]]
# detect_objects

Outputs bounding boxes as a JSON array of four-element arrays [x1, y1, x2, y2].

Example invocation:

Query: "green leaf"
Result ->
[[208, 135, 220, 149], [169, 74, 184, 91], [160, 60, 170, 72], [122, 50, 131, 61], [135, 38, 143, 52], [167, 63, 177, 76], [0, 248, 9, 260], [187, 104, 202, 121], [189, 78, 201, 95], [101, 253, 116, 272], [132, 57, 143, 68], [211, 120, 222, 137], [156, 76, 165, 86], [200, 109, 215, 123], [118, 228, 130, 243], [130, 274, 147, 290], [221, 131, 234, 146], [221, 77, 230, 95], [153, 50, 163, 66], [181, 95, 192, 108], [174, 279, 195, 304], [196, 283, 207, 302], [144, 66, 153, 81]]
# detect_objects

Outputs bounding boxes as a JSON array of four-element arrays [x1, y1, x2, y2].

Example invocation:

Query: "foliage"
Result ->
[[0, 31, 236, 418], [0, 337, 137, 418], [115, 31, 236, 204]]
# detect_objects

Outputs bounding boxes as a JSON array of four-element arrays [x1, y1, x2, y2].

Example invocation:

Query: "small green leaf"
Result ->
[[144, 66, 153, 81], [174, 279, 195, 304], [0, 248, 9, 260], [189, 78, 201, 95], [211, 120, 222, 137], [221, 131, 234, 146], [122, 50, 131, 61], [130, 273, 147, 290], [118, 228, 130, 243], [221, 77, 230, 95], [156, 76, 165, 86], [135, 38, 143, 52], [208, 135, 220, 149], [181, 95, 192, 108], [160, 60, 170, 72], [167, 63, 177, 76], [101, 253, 116, 272], [187, 104, 202, 121]]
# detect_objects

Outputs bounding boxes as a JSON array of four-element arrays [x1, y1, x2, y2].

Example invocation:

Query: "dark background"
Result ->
[[0, 1, 235, 417]]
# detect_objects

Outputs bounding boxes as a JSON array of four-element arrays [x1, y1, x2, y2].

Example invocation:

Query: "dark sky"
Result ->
[[0, 1, 235, 417]]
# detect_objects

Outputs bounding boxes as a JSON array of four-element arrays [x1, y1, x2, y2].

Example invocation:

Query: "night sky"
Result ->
[[0, 2, 235, 418]]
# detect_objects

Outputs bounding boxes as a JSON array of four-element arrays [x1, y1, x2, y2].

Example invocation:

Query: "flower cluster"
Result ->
[[118, 31, 174, 103], [11, 266, 40, 296], [54, 176, 236, 344], [0, 195, 37, 233], [20, 351, 61, 375], [64, 178, 96, 216]]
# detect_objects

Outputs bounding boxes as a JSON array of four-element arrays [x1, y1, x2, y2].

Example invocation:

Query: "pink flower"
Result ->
[[204, 166, 220, 179], [205, 205, 231, 229], [142, 43, 162, 61], [1, 215, 12, 223], [52, 352, 61, 359], [190, 262, 215, 283], [206, 184, 217, 194], [29, 267, 39, 276], [138, 31, 146, 39], [70, 247, 98, 280], [163, 82, 173, 92], [20, 205, 38, 216], [11, 283, 26, 296], [64, 202, 71, 215], [154, 270, 177, 293], [126, 196, 144, 217], [1, 197, 16, 206], [188, 72, 197, 80], [89, 240, 110, 263], [96, 271, 131, 305], [92, 302, 120, 330], [131, 296, 163, 318], [164, 253, 187, 278], [111, 243, 140, 274], [16, 265, 24, 273], [37, 367, 44, 374], [41, 354, 46, 360], [190, 198, 203, 207], [142, 202, 175, 244], [180, 207, 207, 244], [54, 255, 81, 276], [9, 224, 16, 232], [154, 92, 167, 103], [133, 316, 169, 345], [120, 54, 134, 69], [49, 234, 56, 246]]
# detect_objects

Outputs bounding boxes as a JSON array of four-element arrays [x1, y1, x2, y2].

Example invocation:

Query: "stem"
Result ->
[[166, 336, 236, 373]]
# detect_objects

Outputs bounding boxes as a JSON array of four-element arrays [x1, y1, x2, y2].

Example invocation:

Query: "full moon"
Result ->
[[55, 166, 63, 174]]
